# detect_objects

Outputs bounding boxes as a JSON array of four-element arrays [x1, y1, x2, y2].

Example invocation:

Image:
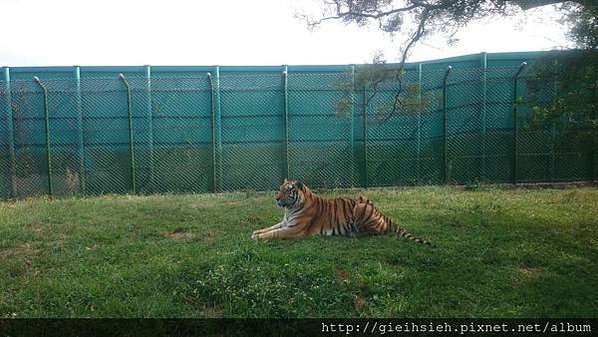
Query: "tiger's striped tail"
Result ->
[[390, 221, 431, 245]]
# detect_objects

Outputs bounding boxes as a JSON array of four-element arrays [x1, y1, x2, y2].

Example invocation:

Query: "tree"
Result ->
[[303, 0, 597, 123], [523, 49, 597, 155], [304, 0, 595, 64], [560, 2, 597, 49]]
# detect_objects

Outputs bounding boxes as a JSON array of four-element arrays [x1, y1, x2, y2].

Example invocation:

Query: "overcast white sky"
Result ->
[[1, 0, 573, 67]]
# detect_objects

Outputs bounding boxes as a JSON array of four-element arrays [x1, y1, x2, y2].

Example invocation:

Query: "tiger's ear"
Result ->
[[295, 180, 304, 190], [284, 178, 289, 183]]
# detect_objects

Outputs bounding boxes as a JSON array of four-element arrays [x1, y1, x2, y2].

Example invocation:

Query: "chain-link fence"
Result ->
[[0, 62, 596, 199]]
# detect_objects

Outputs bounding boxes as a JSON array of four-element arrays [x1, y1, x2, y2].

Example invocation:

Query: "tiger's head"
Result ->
[[276, 179, 305, 208]]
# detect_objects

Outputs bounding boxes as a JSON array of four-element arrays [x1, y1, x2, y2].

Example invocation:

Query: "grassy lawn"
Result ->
[[0, 186, 597, 318]]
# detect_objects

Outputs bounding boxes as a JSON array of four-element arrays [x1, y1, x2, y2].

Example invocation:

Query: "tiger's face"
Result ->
[[276, 179, 303, 208]]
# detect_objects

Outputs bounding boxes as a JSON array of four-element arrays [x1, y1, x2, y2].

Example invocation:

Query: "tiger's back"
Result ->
[[304, 193, 430, 244], [302, 196, 360, 236]]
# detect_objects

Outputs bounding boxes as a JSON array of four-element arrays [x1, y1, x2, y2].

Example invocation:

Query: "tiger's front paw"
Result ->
[[251, 231, 260, 240]]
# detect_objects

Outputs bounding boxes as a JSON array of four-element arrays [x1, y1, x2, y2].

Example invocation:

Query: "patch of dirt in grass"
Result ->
[[202, 303, 224, 318], [162, 227, 222, 242], [187, 204, 211, 211], [31, 222, 47, 234], [185, 295, 224, 318], [518, 266, 542, 276], [162, 227, 196, 241], [334, 267, 349, 283], [3, 242, 37, 258], [510, 265, 543, 288], [85, 244, 99, 251], [354, 295, 367, 312], [198, 230, 220, 242]]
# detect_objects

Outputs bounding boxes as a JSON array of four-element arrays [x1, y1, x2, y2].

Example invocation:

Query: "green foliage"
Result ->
[[316, 1, 597, 129], [373, 82, 436, 122], [560, 2, 597, 49], [1, 187, 597, 318], [334, 51, 400, 92], [355, 52, 401, 90], [333, 53, 434, 122], [335, 97, 353, 118], [524, 50, 598, 152]]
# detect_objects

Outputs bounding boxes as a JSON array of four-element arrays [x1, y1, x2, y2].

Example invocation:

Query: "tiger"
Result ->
[[251, 179, 431, 245]]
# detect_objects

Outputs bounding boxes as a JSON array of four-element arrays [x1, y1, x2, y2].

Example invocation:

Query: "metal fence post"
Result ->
[[215, 66, 222, 192], [145, 65, 155, 192], [513, 62, 527, 184], [442, 66, 452, 184], [33, 76, 53, 197], [351, 64, 356, 186], [362, 84, 368, 188], [207, 72, 217, 193], [282, 65, 289, 179], [551, 57, 558, 182], [592, 78, 596, 182], [3, 67, 17, 198], [74, 66, 86, 194], [417, 63, 423, 184], [481, 52, 487, 181], [119, 74, 137, 194]]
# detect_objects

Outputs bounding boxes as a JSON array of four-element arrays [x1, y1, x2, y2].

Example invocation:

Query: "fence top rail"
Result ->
[[1, 50, 562, 72], [0, 65, 536, 90]]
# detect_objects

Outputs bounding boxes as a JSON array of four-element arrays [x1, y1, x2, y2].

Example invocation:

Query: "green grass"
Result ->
[[1, 186, 597, 318]]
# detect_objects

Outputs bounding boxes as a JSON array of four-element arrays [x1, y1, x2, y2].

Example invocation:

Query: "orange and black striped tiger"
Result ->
[[251, 179, 431, 245]]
